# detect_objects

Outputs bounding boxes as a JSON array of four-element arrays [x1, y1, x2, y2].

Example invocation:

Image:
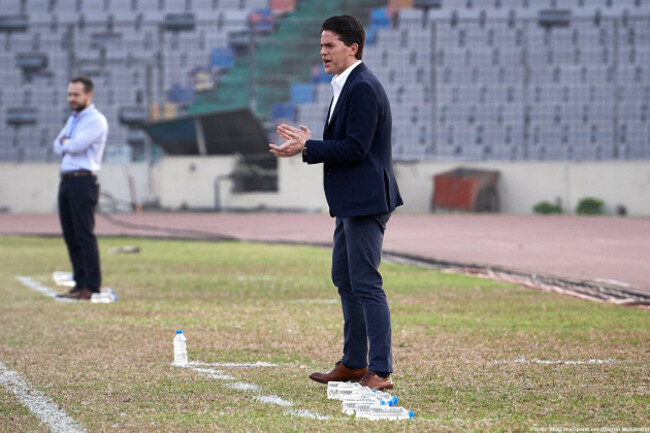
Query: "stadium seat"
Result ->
[[1, 1, 649, 163], [25, 0, 50, 13]]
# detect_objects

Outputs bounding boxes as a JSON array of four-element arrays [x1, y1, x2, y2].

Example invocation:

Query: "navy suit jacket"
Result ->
[[303, 63, 403, 218]]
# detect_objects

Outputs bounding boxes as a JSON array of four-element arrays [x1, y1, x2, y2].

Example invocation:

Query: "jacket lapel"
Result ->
[[323, 97, 333, 136], [324, 63, 367, 134]]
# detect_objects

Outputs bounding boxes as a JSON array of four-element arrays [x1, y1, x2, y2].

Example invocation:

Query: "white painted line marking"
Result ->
[[16, 276, 75, 302], [514, 357, 614, 365], [0, 361, 86, 433], [255, 394, 293, 406], [495, 358, 615, 365], [180, 361, 328, 420], [17, 276, 116, 303], [227, 382, 260, 392], [191, 367, 234, 380], [189, 361, 279, 368], [285, 409, 329, 420], [291, 299, 339, 304]]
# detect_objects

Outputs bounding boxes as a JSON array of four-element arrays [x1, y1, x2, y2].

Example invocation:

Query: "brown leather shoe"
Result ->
[[56, 287, 80, 298], [359, 372, 393, 391], [66, 288, 94, 300], [309, 361, 368, 384]]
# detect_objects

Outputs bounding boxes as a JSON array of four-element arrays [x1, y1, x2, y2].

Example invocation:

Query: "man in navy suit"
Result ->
[[270, 15, 403, 390]]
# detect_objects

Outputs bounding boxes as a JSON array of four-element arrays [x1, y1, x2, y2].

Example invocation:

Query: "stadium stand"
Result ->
[[0, 0, 649, 163], [291, 0, 650, 161]]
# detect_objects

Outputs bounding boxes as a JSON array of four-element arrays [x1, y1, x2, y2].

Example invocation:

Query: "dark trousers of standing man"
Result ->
[[331, 212, 393, 374], [58, 174, 101, 293]]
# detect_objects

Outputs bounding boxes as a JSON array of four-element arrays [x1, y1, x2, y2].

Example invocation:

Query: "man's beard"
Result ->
[[71, 99, 89, 112]]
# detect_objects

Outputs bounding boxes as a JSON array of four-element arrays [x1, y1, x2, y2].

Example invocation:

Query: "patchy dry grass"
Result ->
[[0, 386, 49, 433], [0, 236, 648, 433]]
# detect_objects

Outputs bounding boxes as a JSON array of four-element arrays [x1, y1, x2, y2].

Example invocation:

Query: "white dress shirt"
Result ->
[[328, 60, 362, 124], [53, 103, 108, 174]]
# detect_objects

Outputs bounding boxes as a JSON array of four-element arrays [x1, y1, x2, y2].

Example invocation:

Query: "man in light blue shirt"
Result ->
[[54, 77, 108, 300]]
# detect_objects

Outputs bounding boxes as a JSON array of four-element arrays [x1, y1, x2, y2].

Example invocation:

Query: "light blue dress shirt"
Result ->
[[53, 104, 108, 174]]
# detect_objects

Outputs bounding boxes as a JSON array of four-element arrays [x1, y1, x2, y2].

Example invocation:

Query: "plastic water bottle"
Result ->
[[90, 292, 110, 303], [357, 390, 397, 406], [373, 389, 399, 405], [173, 330, 188, 366], [353, 402, 376, 418], [341, 397, 383, 415], [331, 386, 366, 400], [90, 289, 118, 303], [363, 405, 414, 421], [52, 271, 75, 287], [335, 386, 398, 405], [327, 381, 362, 399], [326, 381, 346, 398]]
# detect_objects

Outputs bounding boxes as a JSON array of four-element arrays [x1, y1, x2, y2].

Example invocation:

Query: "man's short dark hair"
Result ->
[[70, 76, 94, 93], [321, 15, 365, 60]]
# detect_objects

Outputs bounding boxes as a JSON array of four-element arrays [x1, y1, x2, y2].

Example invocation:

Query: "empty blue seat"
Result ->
[[290, 83, 314, 105], [271, 102, 295, 121], [371, 8, 392, 29]]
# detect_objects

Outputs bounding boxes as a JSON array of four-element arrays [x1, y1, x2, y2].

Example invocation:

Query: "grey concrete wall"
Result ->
[[397, 161, 650, 215], [2, 159, 649, 216], [0, 163, 150, 213]]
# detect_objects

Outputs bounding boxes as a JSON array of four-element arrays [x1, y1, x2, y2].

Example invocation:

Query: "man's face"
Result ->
[[67, 82, 91, 112], [320, 30, 358, 76]]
